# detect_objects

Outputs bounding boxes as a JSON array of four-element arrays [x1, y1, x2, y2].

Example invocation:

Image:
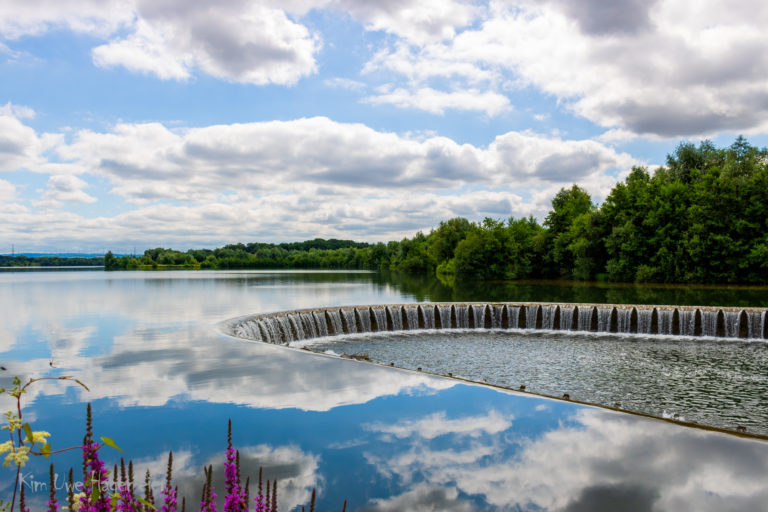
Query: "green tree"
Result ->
[[453, 218, 510, 280], [544, 185, 594, 277], [567, 210, 605, 280], [428, 217, 474, 265], [505, 216, 545, 279], [104, 251, 116, 270], [601, 167, 653, 281]]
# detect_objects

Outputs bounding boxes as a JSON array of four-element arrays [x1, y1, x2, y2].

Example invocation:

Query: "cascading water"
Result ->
[[637, 308, 653, 334], [597, 308, 612, 333], [228, 303, 768, 345], [559, 306, 573, 331]]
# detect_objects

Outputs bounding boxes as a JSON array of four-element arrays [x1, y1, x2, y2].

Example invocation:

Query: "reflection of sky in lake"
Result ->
[[1, 271, 767, 511]]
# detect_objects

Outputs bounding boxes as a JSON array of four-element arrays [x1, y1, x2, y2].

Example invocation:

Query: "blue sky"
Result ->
[[1, 0, 767, 253]]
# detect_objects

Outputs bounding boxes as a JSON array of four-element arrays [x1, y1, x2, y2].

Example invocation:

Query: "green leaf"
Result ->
[[22, 423, 33, 443], [41, 444, 51, 458], [100, 436, 124, 454], [137, 497, 156, 509]]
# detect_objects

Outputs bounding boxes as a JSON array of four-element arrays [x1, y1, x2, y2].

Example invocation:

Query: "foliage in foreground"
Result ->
[[2, 376, 343, 512], [105, 137, 768, 284]]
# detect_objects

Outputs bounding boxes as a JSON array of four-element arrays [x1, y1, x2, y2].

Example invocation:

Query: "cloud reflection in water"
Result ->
[[3, 271, 768, 511], [362, 405, 768, 511]]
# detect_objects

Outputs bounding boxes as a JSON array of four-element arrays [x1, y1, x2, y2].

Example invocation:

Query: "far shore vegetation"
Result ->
[[79, 137, 768, 284], [0, 255, 104, 267]]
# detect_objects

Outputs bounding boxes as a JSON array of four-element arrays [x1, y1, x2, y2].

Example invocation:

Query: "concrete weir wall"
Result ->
[[226, 303, 768, 345]]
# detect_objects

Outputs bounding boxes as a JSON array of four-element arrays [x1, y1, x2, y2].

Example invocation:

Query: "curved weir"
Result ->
[[226, 302, 768, 344]]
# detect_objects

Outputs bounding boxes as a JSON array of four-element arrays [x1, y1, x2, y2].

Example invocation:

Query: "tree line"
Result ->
[[106, 137, 768, 284], [0, 255, 104, 267]]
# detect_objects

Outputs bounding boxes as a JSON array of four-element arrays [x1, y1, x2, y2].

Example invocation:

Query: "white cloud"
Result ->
[[365, 410, 512, 439], [5, 332, 456, 412], [0, 190, 536, 251], [1, 0, 320, 86], [363, 41, 498, 85], [4, 1, 768, 137], [56, 117, 632, 201], [0, 0, 133, 39], [0, 178, 16, 204], [92, 1, 319, 85], [37, 175, 97, 206], [337, 0, 480, 45], [323, 77, 366, 91], [0, 112, 60, 172], [0, 115, 637, 250], [364, 86, 510, 116], [363, 0, 768, 137], [44, 325, 98, 361], [359, 483, 473, 512], [0, 102, 35, 119], [364, 407, 768, 511], [91, 18, 192, 81], [595, 128, 644, 144]]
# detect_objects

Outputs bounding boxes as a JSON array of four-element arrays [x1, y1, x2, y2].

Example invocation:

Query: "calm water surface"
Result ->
[[1, 270, 768, 511]]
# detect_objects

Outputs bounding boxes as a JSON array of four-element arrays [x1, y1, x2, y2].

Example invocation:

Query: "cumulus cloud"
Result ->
[[0, 0, 132, 39], [0, 111, 61, 172], [364, 86, 510, 116], [37, 175, 98, 206], [0, 115, 636, 250], [1, 0, 320, 86], [549, 0, 659, 36], [1, 0, 475, 87], [487, 130, 634, 184], [92, 1, 319, 85], [336, 0, 479, 45], [57, 117, 631, 201], [364, 407, 768, 511], [359, 484, 474, 512], [365, 410, 512, 440], [0, 264, 457, 407], [4, 1, 768, 137], [0, 189, 538, 251], [6, 328, 456, 411], [0, 178, 16, 203], [0, 102, 35, 119], [363, 0, 768, 137]]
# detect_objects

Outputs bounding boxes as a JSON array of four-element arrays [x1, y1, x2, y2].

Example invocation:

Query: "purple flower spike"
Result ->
[[162, 451, 178, 512]]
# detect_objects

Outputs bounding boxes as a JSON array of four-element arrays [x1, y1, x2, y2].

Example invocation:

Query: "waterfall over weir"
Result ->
[[227, 303, 768, 345]]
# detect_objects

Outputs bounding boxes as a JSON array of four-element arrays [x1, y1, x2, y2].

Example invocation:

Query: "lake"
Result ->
[[1, 270, 767, 511]]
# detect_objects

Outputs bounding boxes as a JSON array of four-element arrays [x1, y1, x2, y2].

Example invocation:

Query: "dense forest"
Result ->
[[106, 137, 768, 284]]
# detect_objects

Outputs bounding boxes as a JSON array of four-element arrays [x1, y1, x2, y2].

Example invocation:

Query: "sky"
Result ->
[[1, 0, 768, 253]]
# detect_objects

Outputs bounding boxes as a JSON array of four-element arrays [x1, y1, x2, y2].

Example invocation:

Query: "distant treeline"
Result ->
[[106, 137, 768, 284], [0, 255, 104, 267], [104, 239, 374, 271]]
